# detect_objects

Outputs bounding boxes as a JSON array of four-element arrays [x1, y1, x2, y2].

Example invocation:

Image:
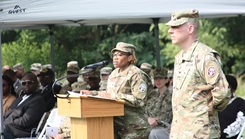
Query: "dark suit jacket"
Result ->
[[4, 91, 46, 138], [40, 82, 61, 112]]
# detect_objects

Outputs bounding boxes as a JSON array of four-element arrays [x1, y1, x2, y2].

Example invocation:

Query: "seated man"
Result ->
[[3, 72, 46, 139], [37, 68, 62, 112]]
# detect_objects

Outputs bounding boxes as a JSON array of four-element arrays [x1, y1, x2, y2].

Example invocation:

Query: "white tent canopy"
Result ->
[[1, 0, 245, 30], [1, 0, 245, 138]]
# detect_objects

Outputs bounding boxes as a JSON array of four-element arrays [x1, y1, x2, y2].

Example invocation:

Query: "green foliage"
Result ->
[[2, 30, 50, 71], [2, 17, 245, 78], [98, 32, 156, 67], [236, 75, 245, 98]]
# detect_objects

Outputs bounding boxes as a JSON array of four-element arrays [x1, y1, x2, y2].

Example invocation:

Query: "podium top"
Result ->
[[57, 93, 125, 118]]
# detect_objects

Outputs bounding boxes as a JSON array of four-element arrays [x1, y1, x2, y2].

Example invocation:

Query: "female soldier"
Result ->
[[146, 68, 173, 139], [82, 42, 153, 139]]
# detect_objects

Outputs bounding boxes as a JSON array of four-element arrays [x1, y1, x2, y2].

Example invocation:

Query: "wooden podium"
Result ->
[[57, 95, 124, 139]]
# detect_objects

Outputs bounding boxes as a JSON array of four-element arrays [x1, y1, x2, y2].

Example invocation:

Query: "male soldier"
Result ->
[[30, 63, 42, 76], [99, 67, 112, 90], [140, 62, 152, 76], [87, 70, 101, 91], [140, 62, 154, 85], [12, 63, 25, 79], [42, 64, 52, 69], [59, 61, 80, 94], [166, 9, 230, 138], [37, 68, 61, 112]]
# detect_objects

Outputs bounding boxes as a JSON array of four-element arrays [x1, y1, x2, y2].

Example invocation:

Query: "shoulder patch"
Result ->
[[207, 66, 216, 77], [139, 83, 147, 92]]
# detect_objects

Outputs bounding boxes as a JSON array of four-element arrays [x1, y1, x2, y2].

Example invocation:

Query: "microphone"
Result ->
[[84, 60, 108, 69]]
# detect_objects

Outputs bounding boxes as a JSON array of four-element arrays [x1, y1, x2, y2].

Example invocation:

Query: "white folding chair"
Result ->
[[37, 108, 65, 139]]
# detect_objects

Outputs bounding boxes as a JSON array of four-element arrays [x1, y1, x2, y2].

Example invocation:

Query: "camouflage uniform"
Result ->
[[107, 64, 153, 139], [170, 41, 230, 139], [145, 88, 172, 129], [59, 83, 72, 94], [99, 80, 108, 91]]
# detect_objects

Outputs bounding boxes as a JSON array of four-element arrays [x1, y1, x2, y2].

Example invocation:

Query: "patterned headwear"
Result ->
[[153, 68, 168, 78], [67, 61, 80, 74], [30, 63, 42, 71], [100, 67, 112, 75], [166, 9, 199, 26], [12, 63, 24, 72], [111, 42, 136, 54]]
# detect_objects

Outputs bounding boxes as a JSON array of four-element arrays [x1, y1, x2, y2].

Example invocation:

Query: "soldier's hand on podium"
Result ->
[[80, 90, 92, 95], [98, 92, 111, 98]]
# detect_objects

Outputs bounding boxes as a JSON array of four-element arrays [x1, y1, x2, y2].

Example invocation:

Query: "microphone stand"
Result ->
[[51, 68, 94, 99]]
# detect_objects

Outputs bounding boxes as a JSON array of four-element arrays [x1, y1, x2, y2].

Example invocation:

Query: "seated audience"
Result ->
[[99, 66, 112, 91], [30, 63, 42, 76], [37, 68, 62, 112], [59, 61, 80, 94], [3, 72, 46, 139], [146, 68, 173, 139], [12, 63, 25, 79], [3, 69, 25, 97], [2, 75, 17, 115], [218, 74, 245, 139]]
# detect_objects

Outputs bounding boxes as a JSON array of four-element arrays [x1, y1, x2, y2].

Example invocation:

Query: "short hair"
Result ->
[[225, 74, 238, 91]]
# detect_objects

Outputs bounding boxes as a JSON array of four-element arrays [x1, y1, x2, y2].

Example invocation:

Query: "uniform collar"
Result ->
[[176, 40, 199, 64], [117, 64, 134, 76]]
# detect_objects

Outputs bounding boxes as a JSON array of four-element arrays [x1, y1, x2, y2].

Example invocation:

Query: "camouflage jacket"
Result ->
[[145, 88, 173, 129], [59, 84, 72, 94], [170, 41, 231, 139], [108, 64, 153, 139]]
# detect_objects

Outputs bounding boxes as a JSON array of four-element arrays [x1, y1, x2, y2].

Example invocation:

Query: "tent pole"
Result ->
[[153, 18, 161, 68], [49, 25, 55, 72], [0, 23, 4, 139]]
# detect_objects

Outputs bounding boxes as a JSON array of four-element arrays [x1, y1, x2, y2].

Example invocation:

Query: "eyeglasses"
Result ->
[[111, 52, 131, 58], [21, 80, 34, 86]]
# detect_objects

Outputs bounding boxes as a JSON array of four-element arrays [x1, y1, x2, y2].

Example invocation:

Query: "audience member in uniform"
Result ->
[[30, 63, 42, 76], [2, 75, 17, 115], [140, 62, 152, 76], [80, 67, 91, 83], [99, 67, 112, 90], [87, 70, 101, 91], [218, 74, 245, 139], [59, 61, 80, 94], [12, 63, 25, 79], [42, 64, 52, 69], [81, 42, 153, 138], [3, 72, 46, 139], [140, 62, 154, 86], [146, 68, 173, 139], [3, 69, 25, 97], [37, 68, 62, 112]]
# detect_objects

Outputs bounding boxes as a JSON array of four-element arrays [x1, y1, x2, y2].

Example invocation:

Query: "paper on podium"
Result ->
[[67, 91, 124, 103]]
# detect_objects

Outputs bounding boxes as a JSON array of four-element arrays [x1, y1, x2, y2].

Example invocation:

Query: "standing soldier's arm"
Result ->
[[203, 53, 231, 111]]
